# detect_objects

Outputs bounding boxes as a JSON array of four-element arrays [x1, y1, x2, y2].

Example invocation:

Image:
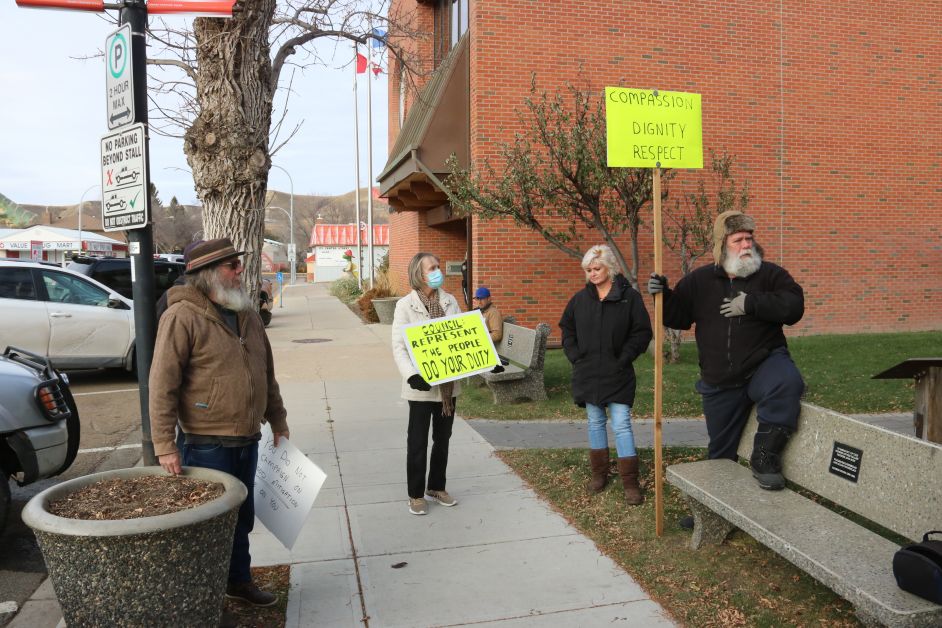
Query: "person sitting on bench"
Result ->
[[647, 211, 805, 507], [472, 286, 503, 343]]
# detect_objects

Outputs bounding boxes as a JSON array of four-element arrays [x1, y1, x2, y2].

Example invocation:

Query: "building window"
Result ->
[[435, 0, 468, 66]]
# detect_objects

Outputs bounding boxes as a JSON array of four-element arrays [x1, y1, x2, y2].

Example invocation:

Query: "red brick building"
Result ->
[[378, 0, 942, 339]]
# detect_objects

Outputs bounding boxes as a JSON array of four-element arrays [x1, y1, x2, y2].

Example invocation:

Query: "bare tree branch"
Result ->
[[147, 58, 198, 83]]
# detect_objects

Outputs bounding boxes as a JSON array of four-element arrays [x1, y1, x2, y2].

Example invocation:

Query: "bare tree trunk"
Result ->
[[184, 0, 276, 305], [628, 218, 640, 291], [665, 328, 682, 364]]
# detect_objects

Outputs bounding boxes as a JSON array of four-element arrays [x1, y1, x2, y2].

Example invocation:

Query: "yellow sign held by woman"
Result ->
[[605, 87, 703, 169], [403, 311, 499, 385]]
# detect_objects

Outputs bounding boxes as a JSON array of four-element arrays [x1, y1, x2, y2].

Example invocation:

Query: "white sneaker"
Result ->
[[408, 497, 427, 515], [425, 490, 457, 507]]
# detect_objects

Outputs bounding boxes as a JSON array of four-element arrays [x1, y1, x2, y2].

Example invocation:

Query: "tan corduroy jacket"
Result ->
[[481, 304, 503, 343], [149, 285, 288, 456]]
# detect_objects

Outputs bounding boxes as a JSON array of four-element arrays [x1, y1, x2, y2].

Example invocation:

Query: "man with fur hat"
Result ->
[[150, 238, 290, 608], [648, 211, 805, 498]]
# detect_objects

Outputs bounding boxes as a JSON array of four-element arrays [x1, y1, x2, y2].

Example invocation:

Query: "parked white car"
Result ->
[[0, 260, 136, 372]]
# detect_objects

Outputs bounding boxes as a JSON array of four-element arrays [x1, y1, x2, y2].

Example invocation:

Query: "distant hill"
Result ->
[[0, 188, 390, 247]]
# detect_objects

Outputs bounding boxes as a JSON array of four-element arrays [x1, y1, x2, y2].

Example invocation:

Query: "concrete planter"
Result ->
[[372, 296, 400, 324], [22, 466, 246, 627]]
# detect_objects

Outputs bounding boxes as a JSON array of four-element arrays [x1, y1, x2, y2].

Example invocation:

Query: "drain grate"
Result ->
[[292, 338, 331, 344]]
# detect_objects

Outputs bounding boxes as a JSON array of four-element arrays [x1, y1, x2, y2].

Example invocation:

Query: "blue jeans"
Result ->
[[696, 347, 805, 461], [181, 441, 258, 584], [586, 403, 636, 457]]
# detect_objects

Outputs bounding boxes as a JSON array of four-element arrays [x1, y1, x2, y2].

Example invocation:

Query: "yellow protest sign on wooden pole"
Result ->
[[606, 87, 703, 538], [605, 87, 703, 169], [403, 310, 499, 385]]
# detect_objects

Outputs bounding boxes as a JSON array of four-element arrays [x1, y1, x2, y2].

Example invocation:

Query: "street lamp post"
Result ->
[[77, 184, 101, 256], [270, 164, 295, 284], [266, 205, 293, 284]]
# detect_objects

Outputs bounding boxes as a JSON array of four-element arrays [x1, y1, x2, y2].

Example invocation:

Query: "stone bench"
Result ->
[[666, 402, 942, 627], [480, 322, 549, 404]]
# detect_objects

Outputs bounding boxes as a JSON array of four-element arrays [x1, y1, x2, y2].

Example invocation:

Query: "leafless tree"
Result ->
[[153, 196, 203, 252], [144, 0, 426, 299], [447, 76, 666, 290]]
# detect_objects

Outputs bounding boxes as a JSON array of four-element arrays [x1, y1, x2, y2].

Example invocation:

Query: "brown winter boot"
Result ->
[[617, 456, 644, 505], [587, 449, 610, 493]]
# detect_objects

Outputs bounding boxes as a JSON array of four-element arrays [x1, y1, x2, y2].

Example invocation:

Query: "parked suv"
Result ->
[[67, 256, 185, 302], [66, 256, 274, 326], [0, 346, 80, 533]]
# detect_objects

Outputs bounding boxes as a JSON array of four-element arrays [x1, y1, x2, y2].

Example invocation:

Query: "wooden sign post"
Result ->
[[606, 87, 703, 536]]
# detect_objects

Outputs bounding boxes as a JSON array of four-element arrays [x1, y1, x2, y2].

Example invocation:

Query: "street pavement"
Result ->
[[9, 282, 913, 627]]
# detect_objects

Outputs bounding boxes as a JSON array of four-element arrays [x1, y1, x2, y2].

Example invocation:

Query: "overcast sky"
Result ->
[[0, 4, 388, 207]]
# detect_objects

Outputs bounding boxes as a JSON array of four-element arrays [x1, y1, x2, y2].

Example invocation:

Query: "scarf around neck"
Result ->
[[417, 289, 455, 416]]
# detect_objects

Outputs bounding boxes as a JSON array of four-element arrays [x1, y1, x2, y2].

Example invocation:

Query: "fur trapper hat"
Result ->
[[712, 210, 756, 264]]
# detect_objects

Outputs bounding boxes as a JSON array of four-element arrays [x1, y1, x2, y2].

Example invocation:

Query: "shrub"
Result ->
[[357, 268, 399, 322], [329, 276, 362, 303]]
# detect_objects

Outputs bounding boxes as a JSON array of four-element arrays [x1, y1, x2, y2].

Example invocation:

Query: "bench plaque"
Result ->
[[829, 441, 863, 483]]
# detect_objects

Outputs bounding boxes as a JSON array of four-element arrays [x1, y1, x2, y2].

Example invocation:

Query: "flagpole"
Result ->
[[366, 29, 375, 290], [353, 43, 362, 290]]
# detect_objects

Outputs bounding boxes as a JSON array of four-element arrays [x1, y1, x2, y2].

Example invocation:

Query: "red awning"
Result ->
[[309, 224, 389, 248]]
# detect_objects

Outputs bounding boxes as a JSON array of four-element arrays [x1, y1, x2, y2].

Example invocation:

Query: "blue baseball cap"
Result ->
[[474, 286, 491, 299]]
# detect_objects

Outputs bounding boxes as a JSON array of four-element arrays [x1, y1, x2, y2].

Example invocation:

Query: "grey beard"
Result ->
[[723, 249, 762, 278], [211, 285, 253, 312]]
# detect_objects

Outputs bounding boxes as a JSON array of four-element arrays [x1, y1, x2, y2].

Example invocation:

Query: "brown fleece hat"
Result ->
[[185, 238, 244, 274], [712, 211, 756, 264]]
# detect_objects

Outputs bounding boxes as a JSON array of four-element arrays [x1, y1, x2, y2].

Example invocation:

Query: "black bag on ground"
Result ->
[[893, 531, 942, 604]]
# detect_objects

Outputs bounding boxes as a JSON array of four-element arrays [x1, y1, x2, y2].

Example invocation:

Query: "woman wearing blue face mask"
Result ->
[[391, 252, 462, 516]]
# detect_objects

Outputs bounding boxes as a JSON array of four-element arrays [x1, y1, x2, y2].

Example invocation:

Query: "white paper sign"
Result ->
[[254, 424, 327, 549]]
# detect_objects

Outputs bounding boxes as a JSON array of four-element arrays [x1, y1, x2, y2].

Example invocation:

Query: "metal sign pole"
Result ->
[[121, 0, 158, 466]]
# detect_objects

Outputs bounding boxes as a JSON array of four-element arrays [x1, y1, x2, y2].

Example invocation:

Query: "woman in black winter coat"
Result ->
[[559, 244, 653, 504]]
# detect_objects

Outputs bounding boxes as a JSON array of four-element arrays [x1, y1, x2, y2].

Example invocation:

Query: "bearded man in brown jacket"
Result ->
[[150, 238, 290, 608]]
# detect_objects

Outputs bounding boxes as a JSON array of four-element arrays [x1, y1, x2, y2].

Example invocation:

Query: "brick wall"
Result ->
[[389, 0, 942, 338]]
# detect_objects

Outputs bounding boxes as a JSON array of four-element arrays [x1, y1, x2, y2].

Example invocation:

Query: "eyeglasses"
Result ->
[[222, 259, 243, 270]]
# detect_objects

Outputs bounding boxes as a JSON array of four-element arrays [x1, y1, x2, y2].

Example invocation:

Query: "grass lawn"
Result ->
[[458, 331, 942, 420], [500, 447, 863, 627]]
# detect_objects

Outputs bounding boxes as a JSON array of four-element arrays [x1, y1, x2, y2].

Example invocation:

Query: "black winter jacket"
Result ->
[[662, 262, 803, 387], [559, 274, 653, 407]]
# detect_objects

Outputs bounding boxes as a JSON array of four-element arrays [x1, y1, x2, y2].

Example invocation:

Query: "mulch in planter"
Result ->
[[48, 475, 225, 520]]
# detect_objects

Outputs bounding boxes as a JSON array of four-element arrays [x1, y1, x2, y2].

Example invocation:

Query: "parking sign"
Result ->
[[100, 123, 149, 231]]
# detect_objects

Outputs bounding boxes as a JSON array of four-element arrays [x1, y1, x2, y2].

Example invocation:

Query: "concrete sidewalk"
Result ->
[[259, 283, 673, 626]]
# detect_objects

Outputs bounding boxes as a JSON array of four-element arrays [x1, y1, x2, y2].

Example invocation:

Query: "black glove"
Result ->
[[407, 374, 432, 391], [647, 273, 669, 295], [720, 292, 748, 317], [491, 365, 505, 374]]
